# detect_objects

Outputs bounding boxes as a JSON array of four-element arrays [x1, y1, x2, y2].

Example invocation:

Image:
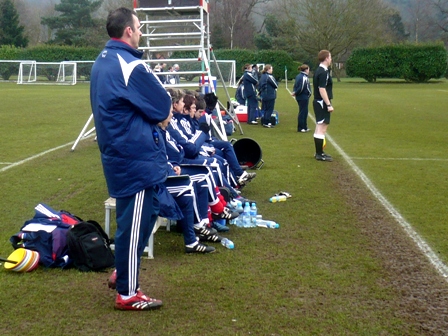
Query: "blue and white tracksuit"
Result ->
[[242, 70, 259, 123], [90, 39, 171, 296], [259, 72, 278, 125], [160, 127, 221, 225]]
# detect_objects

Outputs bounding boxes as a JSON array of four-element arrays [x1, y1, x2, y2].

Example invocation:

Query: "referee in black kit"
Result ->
[[312, 49, 334, 162]]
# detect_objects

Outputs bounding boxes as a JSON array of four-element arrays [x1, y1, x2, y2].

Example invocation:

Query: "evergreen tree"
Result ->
[[0, 0, 29, 47], [41, 0, 105, 47]]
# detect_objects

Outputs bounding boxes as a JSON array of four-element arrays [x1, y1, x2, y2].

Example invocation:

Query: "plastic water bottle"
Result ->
[[236, 200, 244, 213], [221, 237, 234, 249], [242, 202, 251, 228], [256, 219, 280, 229], [250, 202, 257, 227], [269, 195, 287, 203]]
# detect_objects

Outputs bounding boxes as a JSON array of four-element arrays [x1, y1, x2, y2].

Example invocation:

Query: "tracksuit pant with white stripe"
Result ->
[[164, 176, 197, 246], [115, 186, 159, 296]]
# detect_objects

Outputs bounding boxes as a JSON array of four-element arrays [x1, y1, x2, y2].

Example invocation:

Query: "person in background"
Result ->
[[312, 50, 334, 162], [158, 62, 167, 84], [235, 77, 245, 106], [173, 63, 180, 84], [292, 64, 312, 132], [251, 64, 261, 83], [242, 64, 259, 125], [258, 64, 278, 128], [90, 7, 171, 311]]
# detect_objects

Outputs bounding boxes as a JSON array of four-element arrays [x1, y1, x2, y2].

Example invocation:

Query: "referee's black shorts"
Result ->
[[313, 99, 331, 125]]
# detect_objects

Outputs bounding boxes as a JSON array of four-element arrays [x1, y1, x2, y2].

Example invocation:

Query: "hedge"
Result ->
[[346, 43, 447, 83], [0, 45, 102, 80], [1, 45, 299, 82]]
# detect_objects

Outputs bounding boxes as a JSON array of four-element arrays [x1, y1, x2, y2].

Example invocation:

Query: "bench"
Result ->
[[104, 197, 170, 259]]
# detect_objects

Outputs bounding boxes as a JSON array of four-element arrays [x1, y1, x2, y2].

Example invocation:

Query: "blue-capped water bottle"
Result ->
[[221, 237, 234, 249], [236, 200, 244, 213], [242, 202, 251, 228], [250, 202, 257, 227]]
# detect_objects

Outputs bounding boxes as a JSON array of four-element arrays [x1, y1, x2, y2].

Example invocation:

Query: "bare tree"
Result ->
[[269, 0, 395, 80], [12, 0, 58, 45], [405, 0, 437, 43], [430, 0, 448, 44], [210, 0, 271, 49], [279, 0, 393, 55]]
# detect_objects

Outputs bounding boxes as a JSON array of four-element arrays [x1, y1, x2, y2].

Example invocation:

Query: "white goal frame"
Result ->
[[17, 61, 37, 84], [17, 61, 77, 85], [214, 60, 237, 88]]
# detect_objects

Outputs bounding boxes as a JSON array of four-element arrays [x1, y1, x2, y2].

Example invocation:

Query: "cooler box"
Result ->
[[235, 105, 247, 122], [139, 0, 201, 7], [200, 76, 217, 94]]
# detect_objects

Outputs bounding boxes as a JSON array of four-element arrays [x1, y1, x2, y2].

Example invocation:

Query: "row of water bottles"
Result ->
[[230, 201, 279, 229]]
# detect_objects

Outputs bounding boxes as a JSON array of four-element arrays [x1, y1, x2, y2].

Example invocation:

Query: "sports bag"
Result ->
[[66, 220, 115, 272], [9, 203, 80, 268]]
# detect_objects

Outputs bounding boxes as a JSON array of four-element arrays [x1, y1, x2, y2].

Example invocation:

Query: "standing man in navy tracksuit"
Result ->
[[242, 63, 259, 125], [90, 7, 171, 311]]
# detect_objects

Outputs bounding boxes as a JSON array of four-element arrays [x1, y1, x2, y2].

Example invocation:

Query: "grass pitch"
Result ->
[[0, 79, 447, 335]]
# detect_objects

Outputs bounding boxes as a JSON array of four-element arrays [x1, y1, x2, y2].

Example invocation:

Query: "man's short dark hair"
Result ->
[[318, 50, 330, 63], [106, 7, 137, 39]]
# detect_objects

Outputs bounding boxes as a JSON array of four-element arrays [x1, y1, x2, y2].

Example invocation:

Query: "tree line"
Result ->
[[1, 0, 447, 74]]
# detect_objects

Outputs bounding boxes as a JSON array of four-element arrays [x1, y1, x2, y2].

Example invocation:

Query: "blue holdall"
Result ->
[[10, 203, 81, 268]]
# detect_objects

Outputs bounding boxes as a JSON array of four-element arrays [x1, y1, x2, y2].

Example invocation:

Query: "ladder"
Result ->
[[71, 0, 243, 151], [135, 0, 243, 139]]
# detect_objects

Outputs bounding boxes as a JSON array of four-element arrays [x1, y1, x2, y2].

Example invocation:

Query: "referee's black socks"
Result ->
[[314, 135, 324, 155]]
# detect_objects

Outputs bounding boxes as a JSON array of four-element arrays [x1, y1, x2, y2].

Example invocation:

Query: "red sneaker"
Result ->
[[114, 291, 162, 311], [108, 269, 117, 289]]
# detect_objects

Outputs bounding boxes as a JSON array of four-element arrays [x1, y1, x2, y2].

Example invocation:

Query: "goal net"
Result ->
[[212, 60, 237, 88], [17, 61, 77, 85]]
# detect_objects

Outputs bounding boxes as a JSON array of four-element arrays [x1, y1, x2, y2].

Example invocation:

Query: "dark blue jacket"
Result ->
[[242, 70, 258, 98], [259, 73, 278, 101], [167, 115, 209, 159], [235, 83, 246, 105], [293, 72, 312, 101], [90, 39, 171, 198]]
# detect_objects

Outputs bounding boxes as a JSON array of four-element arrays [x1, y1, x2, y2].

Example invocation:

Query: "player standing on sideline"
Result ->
[[259, 64, 278, 128], [242, 63, 259, 125], [90, 7, 171, 311], [292, 64, 312, 132], [312, 50, 334, 162]]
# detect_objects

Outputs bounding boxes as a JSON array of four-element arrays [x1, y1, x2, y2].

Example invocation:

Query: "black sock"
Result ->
[[314, 137, 323, 155]]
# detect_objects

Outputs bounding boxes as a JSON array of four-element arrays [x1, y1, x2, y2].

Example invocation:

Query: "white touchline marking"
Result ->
[[287, 88, 448, 279], [351, 157, 448, 161], [0, 134, 95, 173]]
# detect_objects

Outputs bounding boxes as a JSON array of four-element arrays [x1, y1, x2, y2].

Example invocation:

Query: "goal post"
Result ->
[[211, 60, 237, 88], [57, 61, 77, 85], [17, 61, 77, 85], [17, 61, 37, 84]]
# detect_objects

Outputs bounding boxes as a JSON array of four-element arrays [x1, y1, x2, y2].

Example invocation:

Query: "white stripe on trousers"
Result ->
[[128, 190, 145, 295]]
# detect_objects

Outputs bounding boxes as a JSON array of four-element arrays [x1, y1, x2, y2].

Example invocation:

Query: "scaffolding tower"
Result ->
[[71, 0, 242, 151], [135, 0, 243, 138]]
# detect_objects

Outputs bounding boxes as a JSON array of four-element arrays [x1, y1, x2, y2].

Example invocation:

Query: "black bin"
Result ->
[[231, 138, 264, 170]]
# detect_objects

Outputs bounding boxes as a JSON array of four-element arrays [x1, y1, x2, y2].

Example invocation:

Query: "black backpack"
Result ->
[[66, 220, 115, 272]]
